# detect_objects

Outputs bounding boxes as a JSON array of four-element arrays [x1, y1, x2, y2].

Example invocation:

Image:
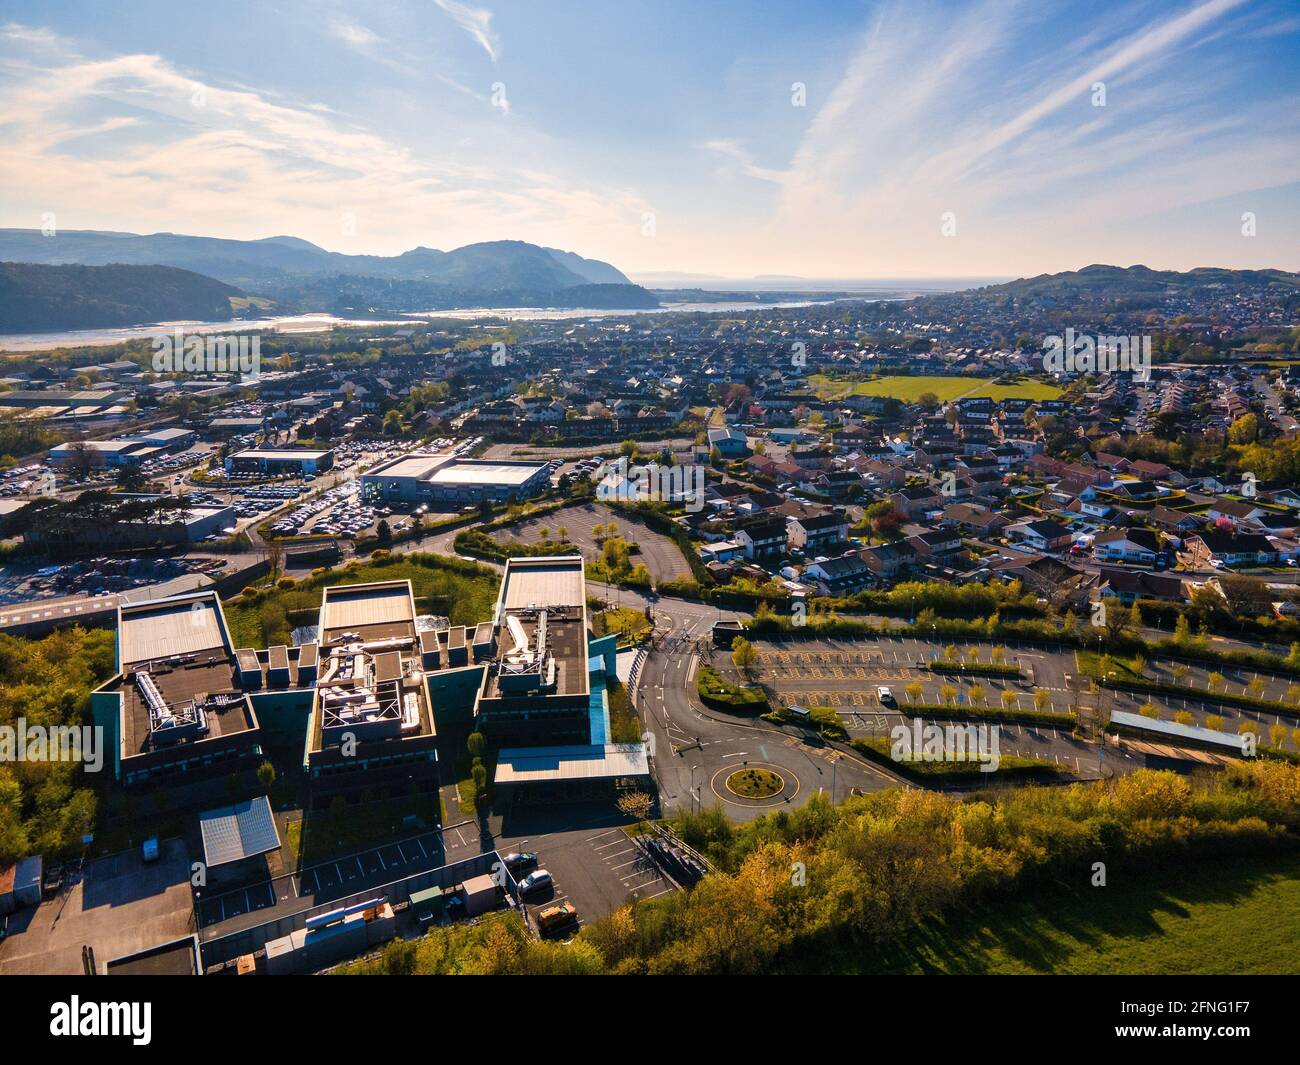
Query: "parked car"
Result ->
[[502, 851, 538, 873], [518, 869, 553, 896], [537, 902, 578, 933], [876, 686, 895, 706]]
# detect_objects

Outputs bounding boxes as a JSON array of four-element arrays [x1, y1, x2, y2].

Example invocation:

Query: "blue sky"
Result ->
[[0, 0, 1296, 278]]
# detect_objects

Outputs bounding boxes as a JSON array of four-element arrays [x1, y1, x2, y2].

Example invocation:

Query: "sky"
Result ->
[[0, 0, 1296, 281]]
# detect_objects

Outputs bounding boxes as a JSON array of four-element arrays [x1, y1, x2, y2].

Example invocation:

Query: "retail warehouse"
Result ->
[[362, 449, 550, 506]]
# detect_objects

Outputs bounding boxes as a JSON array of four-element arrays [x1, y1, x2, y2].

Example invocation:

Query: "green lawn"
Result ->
[[224, 553, 500, 648], [845, 852, 1300, 975], [1076, 648, 1147, 680], [809, 374, 1061, 404]]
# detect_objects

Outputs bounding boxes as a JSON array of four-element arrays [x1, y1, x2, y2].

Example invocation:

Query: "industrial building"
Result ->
[[225, 447, 334, 476], [51, 425, 196, 468], [361, 449, 550, 507]]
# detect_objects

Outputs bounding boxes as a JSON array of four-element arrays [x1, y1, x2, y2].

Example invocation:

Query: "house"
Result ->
[[1184, 530, 1278, 567], [707, 426, 751, 459], [1095, 568, 1185, 605], [1147, 505, 1201, 537], [1006, 518, 1073, 553], [890, 484, 943, 517], [788, 511, 849, 554], [907, 528, 963, 559], [803, 554, 872, 596], [860, 540, 917, 578], [941, 503, 1009, 535], [1093, 528, 1162, 565], [735, 515, 788, 563]]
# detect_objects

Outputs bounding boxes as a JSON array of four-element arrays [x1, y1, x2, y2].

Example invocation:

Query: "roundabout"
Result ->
[[711, 761, 800, 808]]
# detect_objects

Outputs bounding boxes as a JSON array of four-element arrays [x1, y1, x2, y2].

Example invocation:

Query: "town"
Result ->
[[0, 266, 1297, 979]]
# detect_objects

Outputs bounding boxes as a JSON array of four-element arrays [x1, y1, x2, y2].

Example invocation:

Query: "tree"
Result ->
[[990, 645, 1006, 665], [1207, 672, 1225, 693], [467, 732, 486, 760], [1139, 702, 1160, 720], [1034, 688, 1050, 712], [1173, 711, 1194, 726], [731, 637, 758, 677], [905, 681, 923, 704], [968, 684, 987, 707], [1228, 412, 1258, 444], [616, 791, 654, 825], [1001, 689, 1017, 710], [257, 761, 277, 789], [376, 519, 393, 547], [1245, 677, 1265, 699], [1205, 714, 1225, 731], [1268, 723, 1287, 749], [940, 684, 958, 706]]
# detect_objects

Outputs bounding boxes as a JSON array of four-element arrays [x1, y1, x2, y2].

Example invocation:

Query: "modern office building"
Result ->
[[305, 580, 439, 787], [474, 555, 652, 803], [91, 591, 268, 787], [361, 449, 549, 507]]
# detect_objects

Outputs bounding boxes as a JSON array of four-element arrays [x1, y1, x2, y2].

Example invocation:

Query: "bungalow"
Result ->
[[1184, 530, 1278, 568], [1095, 568, 1185, 605], [1093, 528, 1162, 565], [1006, 518, 1074, 553], [1147, 505, 1201, 537]]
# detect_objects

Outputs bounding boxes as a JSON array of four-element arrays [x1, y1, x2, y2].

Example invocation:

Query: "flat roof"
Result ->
[[199, 796, 281, 868], [320, 581, 415, 640], [105, 935, 201, 976], [369, 452, 448, 480], [429, 460, 545, 487], [499, 556, 585, 612], [494, 743, 649, 784], [231, 448, 332, 461], [119, 591, 228, 667]]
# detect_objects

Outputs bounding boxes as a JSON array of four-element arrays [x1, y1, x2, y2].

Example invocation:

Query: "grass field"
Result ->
[[810, 373, 1062, 404], [840, 852, 1300, 975]]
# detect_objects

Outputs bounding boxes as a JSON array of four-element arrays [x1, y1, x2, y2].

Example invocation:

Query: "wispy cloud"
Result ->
[[0, 29, 648, 255], [744, 0, 1299, 275], [431, 0, 499, 62]]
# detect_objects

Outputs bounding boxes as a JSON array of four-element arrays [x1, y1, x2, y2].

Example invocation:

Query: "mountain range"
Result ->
[[0, 262, 243, 332], [0, 229, 658, 327]]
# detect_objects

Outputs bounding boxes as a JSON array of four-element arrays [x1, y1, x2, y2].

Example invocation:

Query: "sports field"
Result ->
[[810, 373, 1061, 404]]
